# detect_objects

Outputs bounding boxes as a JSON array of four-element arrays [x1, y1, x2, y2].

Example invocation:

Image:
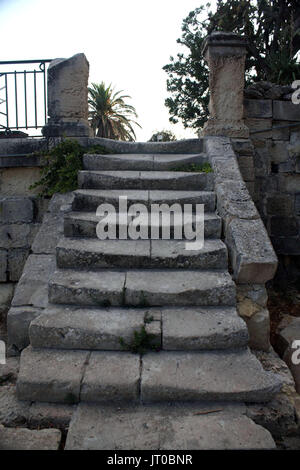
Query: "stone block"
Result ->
[[277, 318, 300, 357], [11, 254, 56, 308], [243, 309, 271, 352], [0, 283, 14, 307], [266, 195, 294, 217], [43, 53, 89, 137], [231, 139, 254, 156], [237, 284, 268, 318], [268, 140, 289, 164], [226, 218, 278, 283], [7, 306, 44, 355], [0, 425, 61, 450], [0, 223, 39, 249], [81, 351, 140, 403], [0, 250, 7, 282], [7, 248, 30, 282], [32, 212, 64, 254], [273, 101, 300, 121], [270, 217, 298, 237], [216, 180, 259, 226], [278, 174, 300, 193], [17, 346, 89, 403], [246, 118, 272, 138], [0, 385, 29, 427], [243, 99, 272, 118], [0, 197, 33, 223], [252, 141, 271, 176], [272, 121, 291, 141]]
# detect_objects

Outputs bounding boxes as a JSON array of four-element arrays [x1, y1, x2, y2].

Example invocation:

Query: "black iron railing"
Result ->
[[0, 59, 52, 135]]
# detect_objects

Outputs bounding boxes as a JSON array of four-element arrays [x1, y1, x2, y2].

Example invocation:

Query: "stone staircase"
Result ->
[[16, 147, 282, 449]]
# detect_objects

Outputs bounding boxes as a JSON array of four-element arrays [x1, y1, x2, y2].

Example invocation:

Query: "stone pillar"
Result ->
[[42, 53, 90, 138], [201, 32, 249, 138]]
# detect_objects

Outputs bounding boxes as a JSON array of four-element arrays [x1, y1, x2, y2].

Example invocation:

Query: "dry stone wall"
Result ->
[[243, 82, 300, 258]]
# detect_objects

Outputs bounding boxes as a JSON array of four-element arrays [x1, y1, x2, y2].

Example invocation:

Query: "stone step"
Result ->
[[78, 170, 214, 191], [17, 347, 281, 404], [56, 238, 228, 270], [64, 211, 222, 239], [83, 153, 208, 171], [29, 305, 248, 351], [141, 349, 282, 403], [48, 269, 236, 307], [65, 403, 276, 450], [72, 189, 216, 212]]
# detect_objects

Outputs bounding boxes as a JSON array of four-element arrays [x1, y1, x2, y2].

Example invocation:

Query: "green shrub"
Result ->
[[30, 139, 111, 196]]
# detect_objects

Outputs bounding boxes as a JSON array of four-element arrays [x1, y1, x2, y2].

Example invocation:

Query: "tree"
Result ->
[[88, 82, 141, 140], [148, 130, 177, 141], [163, 0, 300, 130]]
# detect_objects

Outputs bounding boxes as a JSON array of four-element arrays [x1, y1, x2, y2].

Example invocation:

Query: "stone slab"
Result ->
[[32, 212, 64, 254], [65, 402, 275, 450], [273, 100, 300, 121], [7, 306, 43, 355], [11, 254, 56, 308], [125, 270, 236, 307], [48, 269, 126, 307], [162, 306, 248, 350], [0, 425, 61, 450], [80, 351, 140, 403], [17, 346, 89, 403], [0, 385, 29, 426], [141, 350, 282, 403], [29, 306, 149, 350], [226, 218, 278, 283]]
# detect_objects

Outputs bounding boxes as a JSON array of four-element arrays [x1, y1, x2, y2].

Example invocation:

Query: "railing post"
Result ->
[[201, 32, 249, 138], [42, 53, 90, 138]]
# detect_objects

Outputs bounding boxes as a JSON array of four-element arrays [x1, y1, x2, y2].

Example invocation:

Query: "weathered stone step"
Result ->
[[29, 306, 160, 350], [64, 211, 222, 239], [83, 153, 208, 171], [29, 305, 248, 351], [48, 269, 236, 307], [65, 402, 276, 450], [56, 238, 228, 270], [72, 189, 216, 212], [141, 349, 282, 403], [17, 347, 281, 404], [78, 170, 214, 191]]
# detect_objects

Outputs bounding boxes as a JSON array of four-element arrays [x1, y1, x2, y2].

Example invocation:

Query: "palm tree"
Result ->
[[88, 82, 141, 141]]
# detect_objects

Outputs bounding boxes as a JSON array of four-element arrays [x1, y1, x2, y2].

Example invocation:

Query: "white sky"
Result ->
[[0, 0, 211, 141]]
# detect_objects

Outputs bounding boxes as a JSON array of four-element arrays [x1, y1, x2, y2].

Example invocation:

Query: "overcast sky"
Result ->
[[0, 0, 213, 141]]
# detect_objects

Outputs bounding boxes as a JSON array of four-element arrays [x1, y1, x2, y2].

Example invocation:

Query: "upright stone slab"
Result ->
[[43, 53, 90, 137], [201, 32, 249, 138]]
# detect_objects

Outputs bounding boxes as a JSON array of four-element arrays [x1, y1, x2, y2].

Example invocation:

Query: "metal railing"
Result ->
[[0, 59, 52, 135]]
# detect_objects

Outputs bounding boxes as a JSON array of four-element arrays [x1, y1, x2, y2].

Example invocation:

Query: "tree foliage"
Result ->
[[88, 82, 141, 141], [163, 0, 300, 130], [148, 129, 177, 141]]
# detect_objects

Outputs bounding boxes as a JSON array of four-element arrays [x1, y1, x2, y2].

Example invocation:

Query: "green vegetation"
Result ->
[[88, 82, 141, 140], [119, 325, 157, 355], [148, 130, 177, 142], [174, 162, 213, 173], [29, 139, 111, 196], [164, 0, 300, 129]]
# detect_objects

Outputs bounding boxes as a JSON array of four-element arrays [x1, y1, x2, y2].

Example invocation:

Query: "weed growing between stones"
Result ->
[[174, 162, 213, 173], [119, 325, 157, 355], [29, 139, 112, 196]]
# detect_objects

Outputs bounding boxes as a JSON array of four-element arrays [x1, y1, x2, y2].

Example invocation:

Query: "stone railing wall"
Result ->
[[205, 136, 278, 351], [243, 82, 300, 259]]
